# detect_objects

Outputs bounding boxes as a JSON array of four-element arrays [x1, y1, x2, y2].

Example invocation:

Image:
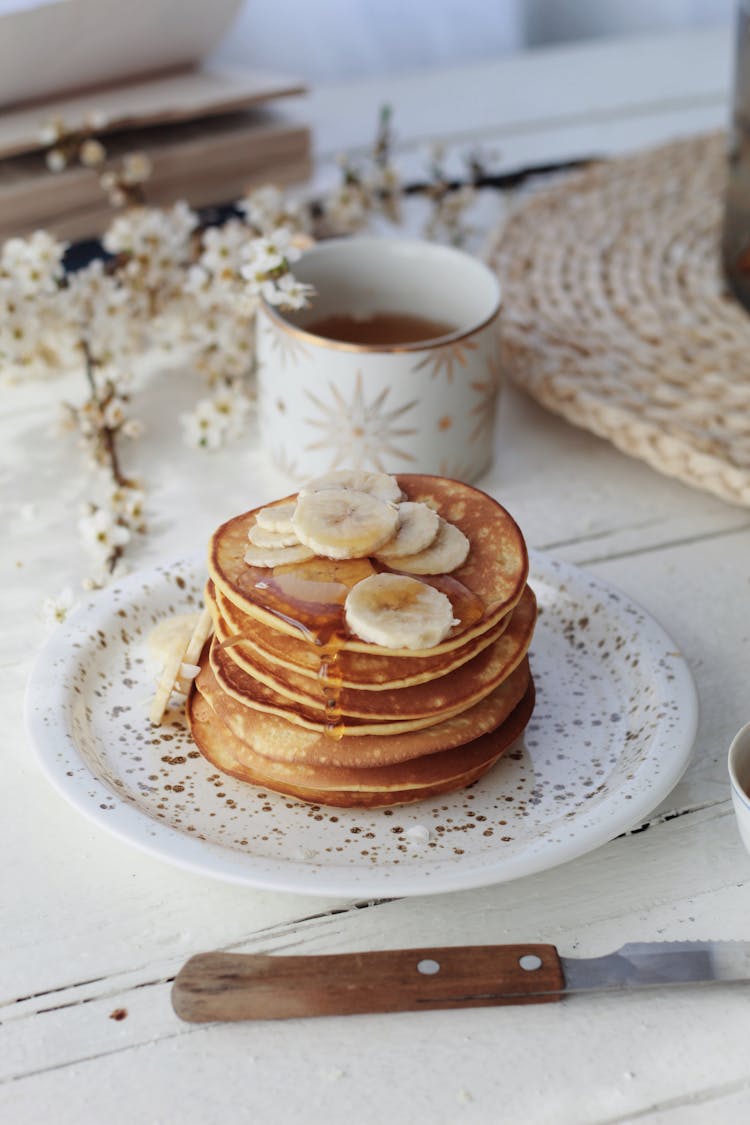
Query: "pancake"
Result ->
[[211, 586, 536, 722], [208, 475, 529, 658], [180, 470, 537, 809], [195, 656, 531, 767], [208, 634, 476, 736], [209, 581, 515, 689], [188, 679, 535, 808]]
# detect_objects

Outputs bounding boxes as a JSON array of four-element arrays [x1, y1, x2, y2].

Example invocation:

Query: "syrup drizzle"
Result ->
[[238, 554, 486, 739]]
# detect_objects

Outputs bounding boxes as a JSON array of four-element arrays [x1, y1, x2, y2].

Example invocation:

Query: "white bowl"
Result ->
[[728, 721, 750, 854]]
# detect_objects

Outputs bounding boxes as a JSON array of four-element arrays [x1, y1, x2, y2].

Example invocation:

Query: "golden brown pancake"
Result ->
[[211, 586, 536, 723], [207, 475, 529, 658], [194, 656, 531, 768], [187, 679, 535, 808], [209, 581, 515, 689], [186, 473, 537, 808]]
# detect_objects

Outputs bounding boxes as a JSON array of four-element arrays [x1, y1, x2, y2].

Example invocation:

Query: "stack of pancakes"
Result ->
[[188, 474, 537, 808]]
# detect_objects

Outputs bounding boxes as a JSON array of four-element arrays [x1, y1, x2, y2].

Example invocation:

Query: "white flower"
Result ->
[[268, 273, 314, 310], [181, 399, 226, 450], [65, 258, 114, 317], [38, 118, 64, 146], [184, 264, 210, 295], [46, 149, 67, 173], [199, 220, 249, 280], [238, 186, 309, 235], [108, 486, 145, 523], [258, 272, 313, 309], [211, 386, 251, 438], [83, 110, 108, 131], [121, 417, 144, 440], [242, 230, 301, 278], [258, 278, 286, 306], [102, 203, 197, 288], [78, 507, 131, 562], [1, 231, 67, 297], [77, 399, 104, 437], [239, 185, 285, 230], [180, 386, 251, 449], [40, 585, 75, 629], [64, 260, 145, 362], [186, 303, 256, 380], [323, 184, 369, 233], [367, 164, 400, 194], [102, 397, 127, 428], [121, 152, 152, 185], [0, 294, 36, 364], [80, 138, 106, 168], [122, 488, 146, 522]]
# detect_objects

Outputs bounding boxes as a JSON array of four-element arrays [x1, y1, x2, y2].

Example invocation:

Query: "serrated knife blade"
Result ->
[[561, 941, 750, 992], [171, 940, 750, 1022]]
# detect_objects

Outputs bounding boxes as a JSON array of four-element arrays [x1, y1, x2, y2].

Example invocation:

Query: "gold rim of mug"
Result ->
[[260, 298, 502, 354]]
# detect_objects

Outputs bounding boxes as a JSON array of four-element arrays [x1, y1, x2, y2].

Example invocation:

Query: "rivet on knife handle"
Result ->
[[171, 944, 564, 1023]]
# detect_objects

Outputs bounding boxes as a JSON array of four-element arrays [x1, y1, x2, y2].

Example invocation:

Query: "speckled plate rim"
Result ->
[[24, 551, 698, 898]]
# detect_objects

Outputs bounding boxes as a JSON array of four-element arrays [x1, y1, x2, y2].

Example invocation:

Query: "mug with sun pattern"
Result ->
[[256, 237, 502, 483]]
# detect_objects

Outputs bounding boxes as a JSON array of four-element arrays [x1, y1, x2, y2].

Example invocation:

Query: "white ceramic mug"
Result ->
[[256, 237, 502, 483], [728, 721, 750, 855]]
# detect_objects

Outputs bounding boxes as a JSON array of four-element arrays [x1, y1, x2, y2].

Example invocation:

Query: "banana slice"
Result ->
[[149, 606, 213, 726], [244, 542, 316, 568], [390, 518, 470, 575], [375, 501, 440, 560], [247, 522, 301, 549], [299, 469, 403, 504], [344, 573, 458, 649], [176, 606, 213, 693], [147, 613, 199, 669], [255, 501, 297, 533], [184, 606, 212, 658], [292, 488, 399, 560]]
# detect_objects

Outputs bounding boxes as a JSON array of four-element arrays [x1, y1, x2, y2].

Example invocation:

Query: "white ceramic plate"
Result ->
[[25, 551, 698, 898]]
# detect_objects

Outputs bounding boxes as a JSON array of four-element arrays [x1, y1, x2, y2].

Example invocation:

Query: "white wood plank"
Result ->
[[3, 987, 749, 1125], [2, 809, 749, 1122]]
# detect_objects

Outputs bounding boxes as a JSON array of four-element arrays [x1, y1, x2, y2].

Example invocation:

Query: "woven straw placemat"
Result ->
[[491, 132, 750, 508]]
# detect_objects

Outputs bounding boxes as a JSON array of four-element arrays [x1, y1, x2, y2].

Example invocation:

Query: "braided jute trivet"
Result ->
[[491, 132, 750, 508]]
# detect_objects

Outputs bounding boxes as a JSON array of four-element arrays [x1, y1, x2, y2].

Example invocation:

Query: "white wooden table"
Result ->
[[6, 25, 750, 1124]]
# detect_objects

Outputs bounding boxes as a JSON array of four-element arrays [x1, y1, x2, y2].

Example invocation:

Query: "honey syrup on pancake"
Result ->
[[245, 564, 485, 648], [318, 641, 346, 740], [252, 572, 349, 645], [413, 573, 484, 633], [245, 566, 354, 739], [234, 556, 486, 740]]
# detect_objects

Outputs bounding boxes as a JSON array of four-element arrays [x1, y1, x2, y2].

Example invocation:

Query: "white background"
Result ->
[[214, 0, 735, 81]]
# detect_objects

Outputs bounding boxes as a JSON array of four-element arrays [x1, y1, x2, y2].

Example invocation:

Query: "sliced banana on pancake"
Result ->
[[345, 573, 458, 649], [292, 488, 399, 560], [299, 469, 403, 504], [244, 541, 316, 568], [254, 501, 297, 533], [375, 501, 440, 560], [247, 522, 301, 548], [392, 518, 470, 575]]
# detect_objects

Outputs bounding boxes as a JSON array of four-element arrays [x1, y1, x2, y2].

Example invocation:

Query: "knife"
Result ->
[[171, 941, 750, 1022]]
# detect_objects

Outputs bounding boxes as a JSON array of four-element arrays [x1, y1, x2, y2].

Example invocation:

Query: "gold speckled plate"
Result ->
[[24, 551, 697, 897]]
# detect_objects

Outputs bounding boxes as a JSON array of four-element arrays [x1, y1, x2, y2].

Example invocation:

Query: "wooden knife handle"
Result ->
[[171, 944, 564, 1022]]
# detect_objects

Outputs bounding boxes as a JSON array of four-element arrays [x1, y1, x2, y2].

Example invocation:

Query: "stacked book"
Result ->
[[0, 65, 311, 242]]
